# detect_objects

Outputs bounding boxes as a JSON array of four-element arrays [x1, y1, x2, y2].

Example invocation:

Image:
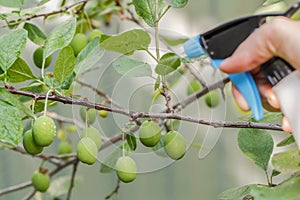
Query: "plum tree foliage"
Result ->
[[0, 0, 298, 199]]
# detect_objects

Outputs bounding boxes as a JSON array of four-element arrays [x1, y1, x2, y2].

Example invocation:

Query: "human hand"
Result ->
[[220, 17, 300, 132]]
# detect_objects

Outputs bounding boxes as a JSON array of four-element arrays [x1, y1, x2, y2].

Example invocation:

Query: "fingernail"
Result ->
[[282, 117, 292, 133], [266, 91, 280, 109], [236, 94, 250, 111]]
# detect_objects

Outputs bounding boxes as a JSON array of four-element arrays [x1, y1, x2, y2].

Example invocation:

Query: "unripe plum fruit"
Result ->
[[205, 90, 220, 108], [23, 130, 43, 155], [76, 137, 98, 165], [70, 33, 88, 55], [31, 171, 50, 192], [115, 156, 137, 183], [81, 127, 102, 150], [88, 29, 103, 41], [139, 121, 161, 147], [33, 47, 52, 69], [164, 131, 186, 160], [80, 107, 96, 124], [32, 116, 56, 147]]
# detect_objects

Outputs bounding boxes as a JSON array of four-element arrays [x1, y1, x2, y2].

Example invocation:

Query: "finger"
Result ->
[[232, 84, 249, 111], [254, 75, 281, 109], [282, 116, 292, 133]]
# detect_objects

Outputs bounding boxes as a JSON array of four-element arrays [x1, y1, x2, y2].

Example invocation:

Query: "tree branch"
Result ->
[[4, 86, 282, 131]]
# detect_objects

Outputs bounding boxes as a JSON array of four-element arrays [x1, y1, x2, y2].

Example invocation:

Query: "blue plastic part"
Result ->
[[212, 59, 264, 120], [183, 35, 206, 58]]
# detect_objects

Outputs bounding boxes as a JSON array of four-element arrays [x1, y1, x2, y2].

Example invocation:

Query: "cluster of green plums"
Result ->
[[32, 29, 103, 68], [23, 116, 57, 155], [115, 120, 188, 183], [23, 108, 187, 185], [70, 29, 103, 56], [139, 120, 187, 160], [22, 116, 55, 193]]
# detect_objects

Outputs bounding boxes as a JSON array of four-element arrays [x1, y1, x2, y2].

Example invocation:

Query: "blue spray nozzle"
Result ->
[[183, 35, 206, 58]]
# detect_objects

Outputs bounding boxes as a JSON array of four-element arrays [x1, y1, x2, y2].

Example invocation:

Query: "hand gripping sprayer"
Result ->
[[184, 2, 300, 148]]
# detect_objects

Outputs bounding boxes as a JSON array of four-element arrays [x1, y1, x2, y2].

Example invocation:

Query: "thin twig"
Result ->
[[161, 84, 174, 113], [1, 1, 88, 28], [105, 180, 121, 199], [66, 159, 80, 200], [11, 146, 76, 165], [0, 157, 78, 197], [0, 181, 32, 197], [22, 190, 36, 200], [172, 77, 230, 111], [75, 79, 122, 108], [25, 1, 88, 20]]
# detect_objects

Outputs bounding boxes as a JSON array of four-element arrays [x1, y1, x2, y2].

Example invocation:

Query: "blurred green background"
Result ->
[[0, 0, 297, 199]]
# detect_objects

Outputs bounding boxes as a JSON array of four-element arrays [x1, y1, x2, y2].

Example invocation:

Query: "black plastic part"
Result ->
[[261, 57, 295, 86], [201, 15, 267, 59], [200, 2, 300, 59]]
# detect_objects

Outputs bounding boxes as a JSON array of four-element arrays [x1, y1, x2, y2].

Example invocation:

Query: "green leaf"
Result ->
[[0, 100, 23, 146], [271, 169, 281, 178], [219, 184, 253, 200], [0, 29, 27, 72], [166, 67, 185, 88], [100, 145, 122, 173], [23, 22, 47, 46], [0, 88, 34, 118], [112, 57, 152, 77], [20, 82, 45, 93], [245, 111, 282, 122], [100, 29, 151, 55], [170, 0, 188, 8], [155, 52, 181, 75], [126, 134, 137, 151], [132, 0, 165, 27], [60, 72, 76, 90], [0, 0, 23, 8], [7, 58, 37, 83], [74, 37, 104, 74], [38, 0, 50, 6], [54, 46, 75, 83], [219, 176, 300, 200], [238, 128, 274, 170], [277, 135, 295, 147], [256, 111, 282, 123], [44, 18, 76, 59], [272, 148, 300, 174], [161, 35, 188, 46]]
